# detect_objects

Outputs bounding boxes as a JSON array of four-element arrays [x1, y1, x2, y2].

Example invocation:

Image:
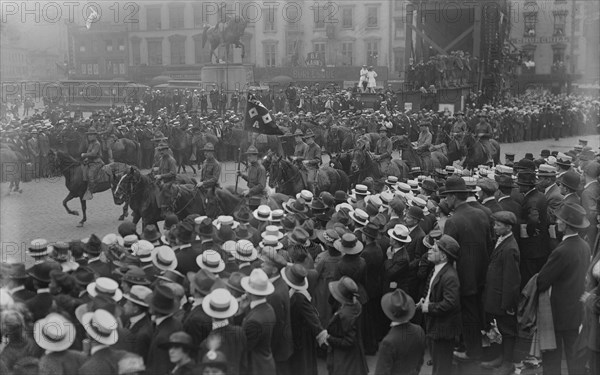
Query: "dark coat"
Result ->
[[119, 314, 152, 359], [146, 316, 183, 375], [265, 277, 293, 363], [518, 189, 549, 259], [25, 292, 54, 321], [537, 234, 591, 330], [544, 183, 563, 225], [86, 259, 113, 278], [407, 226, 426, 301], [183, 304, 213, 347], [581, 180, 600, 247], [424, 263, 462, 340], [334, 254, 368, 303], [10, 287, 35, 302], [288, 292, 323, 375], [170, 361, 196, 375], [563, 192, 581, 206], [242, 302, 277, 375], [78, 347, 128, 375], [444, 201, 491, 296], [361, 242, 384, 298], [383, 247, 410, 294], [175, 246, 202, 275], [498, 195, 521, 239], [326, 302, 368, 375], [199, 324, 247, 375], [483, 234, 521, 315], [374, 323, 426, 375], [483, 197, 503, 213], [39, 350, 87, 375]]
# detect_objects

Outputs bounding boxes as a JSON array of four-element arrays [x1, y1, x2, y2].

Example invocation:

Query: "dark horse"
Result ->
[[167, 127, 197, 174], [462, 133, 501, 169], [159, 183, 242, 220], [48, 150, 130, 227], [350, 147, 410, 186]]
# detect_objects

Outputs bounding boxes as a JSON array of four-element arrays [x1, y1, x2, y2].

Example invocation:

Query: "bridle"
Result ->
[[161, 184, 203, 216], [271, 158, 301, 189]]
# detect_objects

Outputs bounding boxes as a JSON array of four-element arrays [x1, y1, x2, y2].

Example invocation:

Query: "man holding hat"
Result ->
[[197, 143, 221, 190], [240, 268, 277, 375], [81, 127, 103, 200], [154, 142, 177, 183], [375, 289, 426, 375], [441, 176, 491, 361], [238, 146, 267, 197], [419, 235, 461, 375], [537, 203, 591, 375], [301, 129, 322, 194], [482, 211, 521, 374]]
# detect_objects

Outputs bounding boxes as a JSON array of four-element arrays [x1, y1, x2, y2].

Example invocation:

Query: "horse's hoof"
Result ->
[[77, 222, 84, 227], [118, 215, 125, 221], [69, 210, 79, 216]]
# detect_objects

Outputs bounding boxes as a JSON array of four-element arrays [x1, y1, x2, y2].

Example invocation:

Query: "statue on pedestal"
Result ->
[[202, 4, 248, 63]]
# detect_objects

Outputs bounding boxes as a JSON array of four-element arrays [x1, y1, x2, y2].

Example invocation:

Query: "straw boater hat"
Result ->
[[387, 224, 412, 243], [132, 240, 154, 261], [233, 240, 258, 262], [253, 205, 272, 221], [270, 209, 285, 223], [87, 277, 123, 302], [28, 238, 51, 257], [212, 216, 239, 230], [151, 246, 178, 271], [296, 190, 313, 204], [261, 225, 284, 241], [196, 250, 226, 274], [350, 184, 371, 199], [333, 233, 364, 255], [349, 208, 369, 226], [381, 289, 416, 324], [241, 268, 275, 296], [259, 235, 283, 251], [281, 264, 309, 291], [123, 285, 152, 308], [202, 288, 239, 319], [34, 313, 77, 352], [80, 309, 119, 346]]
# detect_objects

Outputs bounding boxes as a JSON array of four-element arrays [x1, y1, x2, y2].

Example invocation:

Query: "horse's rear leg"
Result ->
[[77, 198, 87, 227], [63, 191, 79, 216], [119, 203, 129, 221]]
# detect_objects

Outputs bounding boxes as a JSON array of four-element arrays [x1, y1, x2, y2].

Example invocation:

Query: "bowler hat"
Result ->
[[6, 263, 28, 279], [334, 190, 348, 204], [555, 203, 589, 229], [381, 289, 416, 323], [559, 170, 581, 191], [141, 225, 161, 243], [84, 234, 108, 256], [234, 205, 252, 223], [439, 176, 471, 195], [437, 235, 459, 260], [27, 261, 61, 283], [495, 174, 515, 188], [516, 171, 537, 186], [360, 222, 380, 239], [72, 266, 95, 287]]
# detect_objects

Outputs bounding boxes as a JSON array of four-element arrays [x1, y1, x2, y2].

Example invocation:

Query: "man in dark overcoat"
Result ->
[[537, 203, 591, 375], [441, 176, 491, 361], [482, 212, 521, 375]]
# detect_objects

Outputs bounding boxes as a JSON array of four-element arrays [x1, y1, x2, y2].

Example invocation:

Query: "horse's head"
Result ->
[[158, 182, 178, 216], [262, 150, 273, 172], [351, 148, 366, 174], [268, 156, 282, 189], [113, 166, 138, 205]]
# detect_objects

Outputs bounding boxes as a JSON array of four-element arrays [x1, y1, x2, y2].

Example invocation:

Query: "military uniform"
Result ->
[[294, 140, 308, 158], [155, 146, 177, 182], [200, 158, 221, 188], [240, 146, 267, 197], [82, 129, 104, 199], [475, 119, 494, 162], [302, 133, 321, 193]]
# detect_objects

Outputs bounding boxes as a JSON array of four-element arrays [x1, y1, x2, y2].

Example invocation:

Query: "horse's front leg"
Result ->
[[119, 202, 129, 221], [77, 198, 87, 227]]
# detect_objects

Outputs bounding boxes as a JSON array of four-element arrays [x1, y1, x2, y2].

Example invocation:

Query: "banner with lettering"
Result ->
[[244, 94, 283, 135]]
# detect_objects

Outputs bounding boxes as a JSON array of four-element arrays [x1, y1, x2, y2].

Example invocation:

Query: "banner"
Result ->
[[244, 94, 283, 135]]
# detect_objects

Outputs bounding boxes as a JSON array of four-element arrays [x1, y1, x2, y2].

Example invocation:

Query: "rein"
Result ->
[[166, 184, 203, 216], [273, 160, 301, 189]]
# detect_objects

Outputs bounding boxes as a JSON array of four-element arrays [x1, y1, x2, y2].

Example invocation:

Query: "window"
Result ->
[[170, 37, 186, 65], [118, 39, 125, 51], [87, 63, 93, 75], [395, 19, 404, 39], [147, 7, 161, 31], [367, 6, 378, 28], [553, 12, 567, 36], [522, 48, 536, 73], [552, 47, 565, 63], [264, 8, 276, 32], [264, 42, 277, 67], [147, 39, 163, 65], [169, 6, 185, 29], [131, 39, 141, 65], [287, 40, 298, 56], [106, 40, 113, 52], [524, 13, 537, 36], [342, 7, 353, 29], [341, 41, 353, 66], [367, 40, 379, 66], [313, 42, 326, 62]]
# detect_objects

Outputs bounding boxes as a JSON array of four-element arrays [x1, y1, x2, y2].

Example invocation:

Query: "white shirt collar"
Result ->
[[250, 298, 267, 309], [545, 183, 557, 195], [584, 180, 598, 189], [191, 297, 204, 309], [433, 262, 446, 273], [87, 256, 100, 263], [8, 285, 25, 294], [496, 232, 513, 246], [212, 319, 229, 330], [90, 345, 110, 356], [562, 233, 579, 241], [482, 197, 495, 204], [269, 275, 280, 283], [37, 288, 50, 294], [525, 188, 537, 196], [128, 313, 146, 327], [498, 195, 509, 202], [153, 314, 170, 326]]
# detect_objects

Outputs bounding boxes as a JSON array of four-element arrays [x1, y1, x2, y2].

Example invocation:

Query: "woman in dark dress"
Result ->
[[326, 276, 369, 375]]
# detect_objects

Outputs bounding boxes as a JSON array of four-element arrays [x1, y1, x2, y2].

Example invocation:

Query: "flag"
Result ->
[[244, 94, 283, 135], [85, 7, 99, 30]]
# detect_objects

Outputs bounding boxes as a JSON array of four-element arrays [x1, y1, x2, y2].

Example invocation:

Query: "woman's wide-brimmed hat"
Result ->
[[333, 233, 364, 255], [328, 276, 359, 305], [202, 288, 239, 319], [381, 289, 416, 324], [34, 313, 77, 351]]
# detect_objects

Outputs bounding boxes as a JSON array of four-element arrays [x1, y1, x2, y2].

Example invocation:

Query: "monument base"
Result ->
[[201, 63, 252, 92]]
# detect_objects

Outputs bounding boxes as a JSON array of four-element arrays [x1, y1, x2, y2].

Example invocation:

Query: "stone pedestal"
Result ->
[[201, 64, 250, 92]]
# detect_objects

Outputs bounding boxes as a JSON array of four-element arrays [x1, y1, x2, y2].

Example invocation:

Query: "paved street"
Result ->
[[1, 134, 598, 266]]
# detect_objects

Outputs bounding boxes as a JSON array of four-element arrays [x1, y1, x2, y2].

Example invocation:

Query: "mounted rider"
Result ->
[[196, 143, 221, 190], [451, 111, 467, 140], [81, 127, 103, 200], [416, 121, 433, 152], [475, 113, 494, 162], [301, 129, 322, 194], [99, 119, 116, 163], [293, 129, 308, 158], [154, 143, 177, 183], [375, 125, 393, 171], [237, 145, 267, 198]]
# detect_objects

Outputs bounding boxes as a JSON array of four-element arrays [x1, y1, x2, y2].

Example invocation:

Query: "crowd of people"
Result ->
[[1, 139, 600, 375]]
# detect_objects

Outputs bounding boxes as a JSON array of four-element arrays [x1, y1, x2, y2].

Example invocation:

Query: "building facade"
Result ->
[[509, 0, 584, 92]]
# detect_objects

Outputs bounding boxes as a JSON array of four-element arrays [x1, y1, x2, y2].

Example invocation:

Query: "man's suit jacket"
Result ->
[[175, 246, 202, 275], [383, 247, 410, 294], [78, 347, 128, 375], [483, 198, 503, 213], [265, 277, 293, 363], [374, 323, 426, 375], [119, 314, 152, 359], [86, 259, 112, 278], [483, 234, 521, 315], [25, 292, 54, 321], [537, 234, 591, 330], [146, 316, 183, 375], [361, 241, 384, 299], [407, 226, 426, 300], [498, 195, 521, 239], [544, 184, 563, 224], [424, 263, 462, 340], [183, 304, 213, 347], [581, 180, 600, 247], [10, 287, 35, 302], [518, 189, 549, 259], [200, 325, 248, 375], [444, 201, 491, 296], [242, 302, 277, 375], [563, 192, 581, 206]]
